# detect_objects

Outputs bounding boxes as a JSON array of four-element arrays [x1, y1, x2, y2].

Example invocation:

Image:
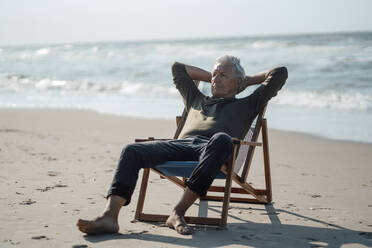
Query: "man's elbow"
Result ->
[[273, 66, 288, 80], [171, 61, 183, 73], [280, 66, 288, 80], [268, 66, 288, 88]]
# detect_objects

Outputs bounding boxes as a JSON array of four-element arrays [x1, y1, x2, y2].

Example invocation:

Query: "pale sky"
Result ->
[[1, 0, 371, 46]]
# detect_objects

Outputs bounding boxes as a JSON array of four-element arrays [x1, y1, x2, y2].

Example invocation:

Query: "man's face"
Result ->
[[211, 62, 240, 98]]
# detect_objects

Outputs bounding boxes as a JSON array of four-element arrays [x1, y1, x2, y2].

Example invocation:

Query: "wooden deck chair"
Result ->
[[134, 82, 272, 228]]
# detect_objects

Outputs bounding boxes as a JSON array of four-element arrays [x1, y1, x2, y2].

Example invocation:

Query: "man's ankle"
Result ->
[[101, 210, 119, 221], [172, 208, 186, 217]]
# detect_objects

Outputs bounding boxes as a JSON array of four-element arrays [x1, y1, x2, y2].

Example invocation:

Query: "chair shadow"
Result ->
[[83, 203, 372, 248]]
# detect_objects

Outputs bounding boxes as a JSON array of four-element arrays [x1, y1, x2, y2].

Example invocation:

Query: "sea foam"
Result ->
[[272, 90, 372, 111]]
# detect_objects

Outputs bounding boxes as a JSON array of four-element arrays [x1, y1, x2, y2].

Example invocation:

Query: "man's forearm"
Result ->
[[245, 70, 270, 87], [237, 70, 269, 93], [185, 64, 212, 83]]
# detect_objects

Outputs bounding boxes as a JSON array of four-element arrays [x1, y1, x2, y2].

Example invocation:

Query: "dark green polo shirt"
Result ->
[[172, 62, 288, 140]]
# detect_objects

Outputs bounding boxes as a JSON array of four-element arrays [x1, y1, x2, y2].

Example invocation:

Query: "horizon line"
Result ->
[[1, 29, 371, 48]]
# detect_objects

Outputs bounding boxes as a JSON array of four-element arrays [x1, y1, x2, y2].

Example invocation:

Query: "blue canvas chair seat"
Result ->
[[155, 161, 227, 179], [154, 125, 255, 180]]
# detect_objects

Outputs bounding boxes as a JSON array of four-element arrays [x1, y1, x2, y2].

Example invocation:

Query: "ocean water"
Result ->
[[1, 32, 371, 143]]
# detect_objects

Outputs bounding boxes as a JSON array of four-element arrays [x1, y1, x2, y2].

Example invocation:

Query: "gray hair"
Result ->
[[215, 55, 245, 81]]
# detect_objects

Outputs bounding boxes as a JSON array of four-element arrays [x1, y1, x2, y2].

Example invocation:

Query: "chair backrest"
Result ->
[[235, 105, 267, 179], [233, 126, 254, 174], [173, 80, 268, 181]]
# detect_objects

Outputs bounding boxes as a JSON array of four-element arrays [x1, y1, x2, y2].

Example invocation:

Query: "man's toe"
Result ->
[[176, 225, 193, 235], [77, 219, 87, 226]]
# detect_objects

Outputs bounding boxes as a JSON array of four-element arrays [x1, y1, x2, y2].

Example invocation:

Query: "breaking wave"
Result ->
[[0, 73, 178, 97], [272, 89, 372, 111]]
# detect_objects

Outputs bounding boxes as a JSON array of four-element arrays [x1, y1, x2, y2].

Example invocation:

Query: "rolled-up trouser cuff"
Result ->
[[106, 182, 133, 206], [184, 180, 207, 197]]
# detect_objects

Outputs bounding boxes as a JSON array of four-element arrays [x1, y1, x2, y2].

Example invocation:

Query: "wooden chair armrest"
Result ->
[[135, 137, 261, 146], [232, 137, 262, 146], [135, 137, 173, 143]]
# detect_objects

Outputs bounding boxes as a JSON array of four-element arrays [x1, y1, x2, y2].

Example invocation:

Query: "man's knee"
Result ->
[[121, 143, 133, 155], [120, 143, 143, 160], [210, 132, 233, 153]]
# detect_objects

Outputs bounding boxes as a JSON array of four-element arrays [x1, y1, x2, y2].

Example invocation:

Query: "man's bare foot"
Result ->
[[76, 215, 119, 235], [166, 210, 193, 235]]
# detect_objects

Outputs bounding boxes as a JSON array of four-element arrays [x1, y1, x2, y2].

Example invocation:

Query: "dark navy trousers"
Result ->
[[107, 132, 233, 205]]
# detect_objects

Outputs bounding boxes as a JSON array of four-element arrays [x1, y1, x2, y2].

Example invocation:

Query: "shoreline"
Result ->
[[1, 106, 371, 146], [1, 107, 371, 247]]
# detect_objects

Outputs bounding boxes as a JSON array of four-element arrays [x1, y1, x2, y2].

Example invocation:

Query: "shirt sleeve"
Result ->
[[247, 66, 288, 113], [172, 62, 203, 111]]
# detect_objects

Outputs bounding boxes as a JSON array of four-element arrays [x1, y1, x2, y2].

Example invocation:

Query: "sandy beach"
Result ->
[[1, 108, 371, 248]]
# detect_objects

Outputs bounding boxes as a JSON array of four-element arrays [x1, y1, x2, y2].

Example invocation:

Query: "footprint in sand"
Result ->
[[44, 156, 57, 161], [0, 129, 20, 132], [282, 203, 295, 209], [36, 183, 67, 192], [277, 163, 293, 168], [311, 194, 322, 198], [36, 186, 54, 192], [19, 199, 36, 205], [47, 171, 60, 177], [31, 235, 49, 240], [3, 239, 21, 245], [54, 183, 68, 188]]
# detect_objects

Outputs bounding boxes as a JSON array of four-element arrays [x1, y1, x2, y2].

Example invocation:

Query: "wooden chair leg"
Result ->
[[262, 119, 272, 203], [221, 168, 232, 227], [221, 146, 237, 227], [135, 168, 150, 220]]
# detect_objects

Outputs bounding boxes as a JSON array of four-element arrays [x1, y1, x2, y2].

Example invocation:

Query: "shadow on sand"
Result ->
[[83, 204, 372, 247]]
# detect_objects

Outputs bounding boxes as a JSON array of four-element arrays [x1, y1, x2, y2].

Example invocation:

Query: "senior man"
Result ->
[[77, 55, 288, 235]]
